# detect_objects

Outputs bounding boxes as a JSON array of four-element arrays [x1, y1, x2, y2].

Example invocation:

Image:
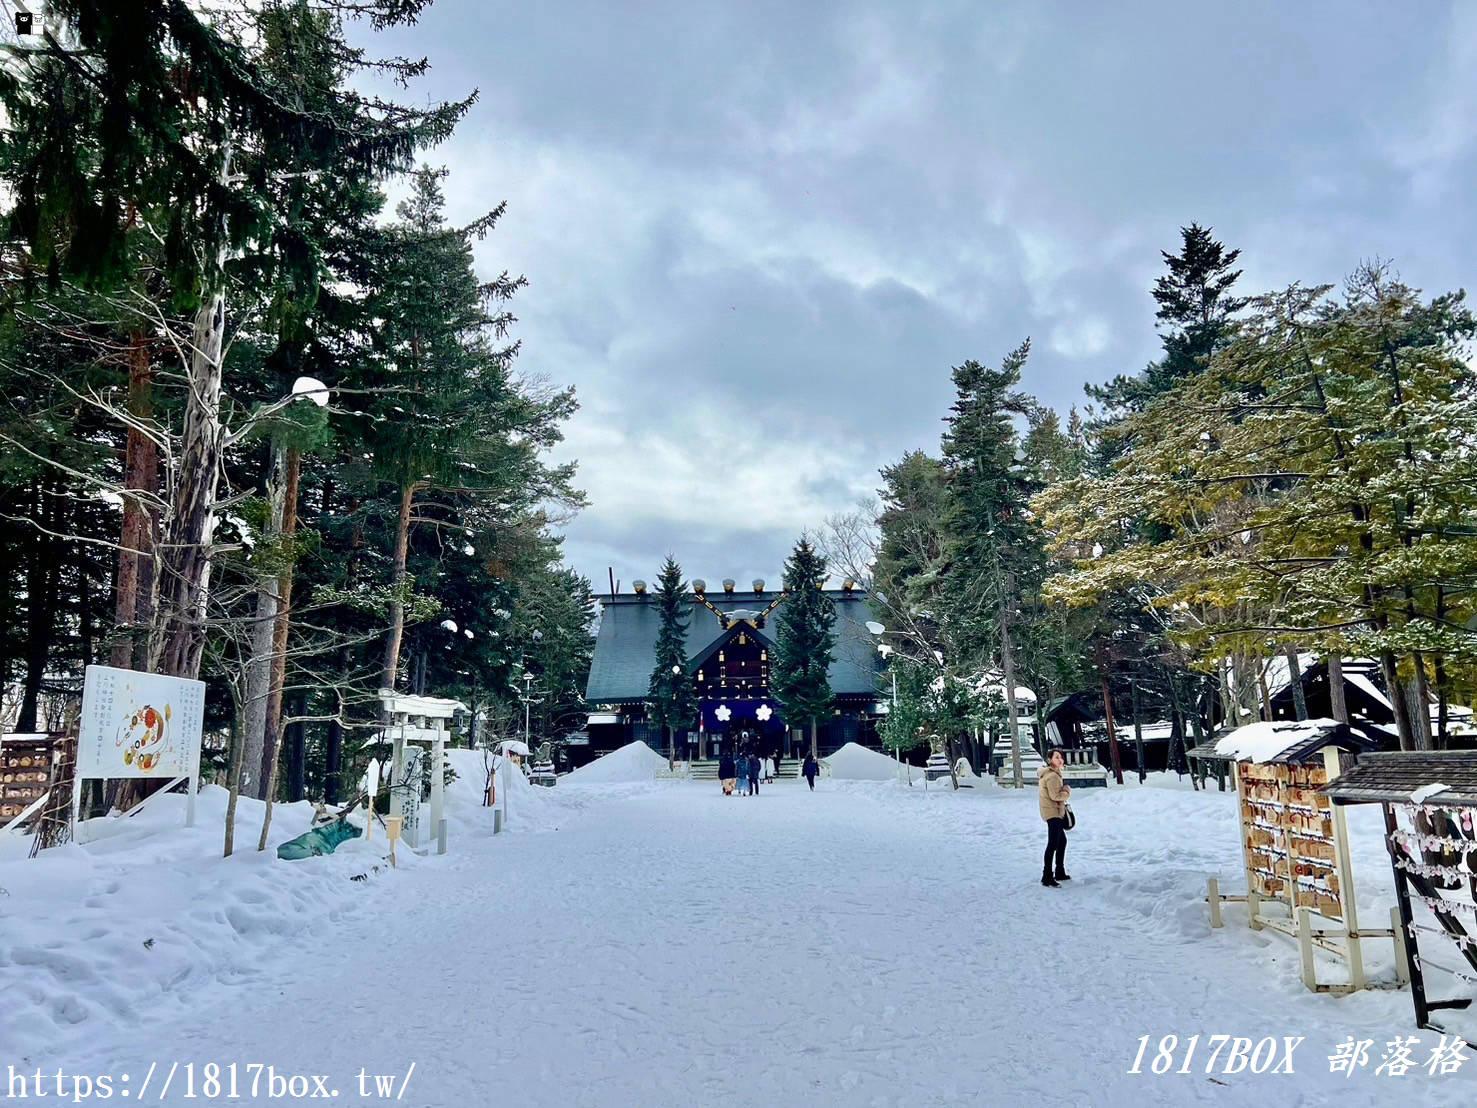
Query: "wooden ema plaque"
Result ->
[[1237, 761, 1344, 920], [0, 736, 55, 822]]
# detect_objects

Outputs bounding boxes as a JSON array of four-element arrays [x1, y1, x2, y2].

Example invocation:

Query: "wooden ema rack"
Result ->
[[1207, 745, 1405, 994]]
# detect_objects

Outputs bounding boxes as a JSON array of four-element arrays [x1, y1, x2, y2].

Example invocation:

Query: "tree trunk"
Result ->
[[325, 712, 344, 805], [1254, 653, 1274, 723], [1097, 644, 1123, 785], [149, 286, 228, 680], [112, 332, 157, 671], [223, 696, 245, 858], [1327, 652, 1349, 724], [241, 442, 287, 800], [1183, 677, 1207, 791], [1130, 679, 1145, 783], [809, 719, 817, 761], [1167, 675, 1193, 788], [1407, 661, 1433, 751], [257, 447, 302, 850], [381, 480, 420, 692], [1284, 647, 1308, 721], [286, 692, 307, 802], [17, 477, 58, 731], [1379, 652, 1416, 751], [1003, 607, 1023, 789]]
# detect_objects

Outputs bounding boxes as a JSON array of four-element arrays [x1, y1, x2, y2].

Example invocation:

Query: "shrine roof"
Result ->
[[585, 589, 882, 704]]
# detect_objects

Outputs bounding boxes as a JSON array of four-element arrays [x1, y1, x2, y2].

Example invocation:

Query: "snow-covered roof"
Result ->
[[377, 689, 466, 718], [1187, 717, 1374, 765]]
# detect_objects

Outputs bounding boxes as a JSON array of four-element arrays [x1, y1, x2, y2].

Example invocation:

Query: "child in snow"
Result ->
[[720, 751, 736, 796], [803, 752, 818, 790]]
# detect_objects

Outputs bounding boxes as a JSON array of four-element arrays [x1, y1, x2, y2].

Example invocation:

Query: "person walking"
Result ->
[[719, 750, 736, 797], [1038, 748, 1072, 887], [802, 752, 818, 791]]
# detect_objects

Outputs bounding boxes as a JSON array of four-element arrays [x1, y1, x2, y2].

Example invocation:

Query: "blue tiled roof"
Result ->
[[585, 589, 882, 703]]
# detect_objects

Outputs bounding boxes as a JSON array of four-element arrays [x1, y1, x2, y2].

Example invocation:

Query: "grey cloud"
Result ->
[[357, 1, 1475, 589]]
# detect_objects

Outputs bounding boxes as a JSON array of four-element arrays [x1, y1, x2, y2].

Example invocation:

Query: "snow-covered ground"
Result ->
[[3, 758, 1473, 1105]]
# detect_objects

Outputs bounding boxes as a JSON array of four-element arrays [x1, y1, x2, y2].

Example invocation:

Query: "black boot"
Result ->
[[1054, 871, 1072, 881], [1041, 874, 1060, 887]]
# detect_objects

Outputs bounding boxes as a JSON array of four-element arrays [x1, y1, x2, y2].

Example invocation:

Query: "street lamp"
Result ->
[[866, 622, 908, 785]]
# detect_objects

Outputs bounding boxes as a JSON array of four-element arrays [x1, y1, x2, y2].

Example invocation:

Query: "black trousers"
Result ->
[[1043, 818, 1068, 876]]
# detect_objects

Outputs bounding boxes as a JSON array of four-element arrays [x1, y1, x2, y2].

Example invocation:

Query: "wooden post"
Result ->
[[430, 719, 446, 856], [1247, 890, 1264, 931], [1392, 906, 1411, 986], [1324, 746, 1364, 990], [1298, 907, 1317, 990], [1232, 762, 1258, 925], [1208, 877, 1223, 929], [386, 814, 402, 869], [1382, 802, 1429, 1027]]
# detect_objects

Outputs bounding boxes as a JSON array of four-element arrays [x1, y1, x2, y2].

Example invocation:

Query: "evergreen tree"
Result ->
[[0, 0, 466, 679], [357, 166, 580, 693], [938, 343, 1043, 784], [1087, 223, 1247, 433], [771, 538, 836, 759], [646, 556, 698, 767]]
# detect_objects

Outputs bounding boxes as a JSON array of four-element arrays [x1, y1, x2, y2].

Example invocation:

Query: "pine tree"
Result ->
[[646, 557, 698, 767], [1087, 224, 1246, 436], [771, 538, 836, 759], [939, 343, 1043, 785], [0, 0, 467, 679], [358, 165, 580, 693]]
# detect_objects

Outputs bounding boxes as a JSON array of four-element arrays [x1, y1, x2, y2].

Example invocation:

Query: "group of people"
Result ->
[[716, 750, 822, 794], [719, 751, 772, 795]]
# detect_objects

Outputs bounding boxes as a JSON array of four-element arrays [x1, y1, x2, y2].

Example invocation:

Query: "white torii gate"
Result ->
[[372, 690, 465, 855]]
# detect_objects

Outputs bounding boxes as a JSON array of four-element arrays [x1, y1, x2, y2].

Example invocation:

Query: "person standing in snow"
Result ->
[[720, 750, 737, 796], [802, 752, 818, 790], [1038, 748, 1071, 887], [763, 754, 775, 784], [748, 753, 761, 796]]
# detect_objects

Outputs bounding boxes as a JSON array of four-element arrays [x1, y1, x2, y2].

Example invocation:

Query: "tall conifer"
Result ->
[[772, 538, 836, 760], [647, 557, 697, 767]]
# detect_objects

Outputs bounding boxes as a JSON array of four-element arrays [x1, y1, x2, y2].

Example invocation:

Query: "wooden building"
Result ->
[[582, 579, 885, 764]]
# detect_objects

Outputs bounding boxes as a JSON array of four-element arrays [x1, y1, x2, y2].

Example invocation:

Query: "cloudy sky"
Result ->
[[363, 1, 1475, 592]]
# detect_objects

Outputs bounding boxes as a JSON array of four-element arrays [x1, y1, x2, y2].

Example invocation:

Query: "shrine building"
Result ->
[[581, 577, 886, 763]]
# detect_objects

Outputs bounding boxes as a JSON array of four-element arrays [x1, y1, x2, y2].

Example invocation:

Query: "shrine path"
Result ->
[[38, 774, 1473, 1106]]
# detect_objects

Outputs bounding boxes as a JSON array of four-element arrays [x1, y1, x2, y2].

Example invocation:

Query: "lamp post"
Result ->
[[669, 663, 681, 769], [867, 621, 910, 785]]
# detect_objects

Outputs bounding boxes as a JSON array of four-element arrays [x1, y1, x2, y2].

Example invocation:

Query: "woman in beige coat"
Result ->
[[1038, 748, 1071, 887]]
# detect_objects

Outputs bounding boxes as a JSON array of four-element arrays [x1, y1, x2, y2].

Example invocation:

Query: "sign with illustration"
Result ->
[[79, 665, 205, 780]]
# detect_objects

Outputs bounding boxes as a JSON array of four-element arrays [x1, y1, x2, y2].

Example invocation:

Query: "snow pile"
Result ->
[[565, 740, 668, 783], [0, 786, 398, 1060], [825, 742, 904, 781], [1211, 717, 1341, 762]]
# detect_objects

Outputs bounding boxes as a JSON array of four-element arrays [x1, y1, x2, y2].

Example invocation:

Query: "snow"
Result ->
[[825, 741, 905, 781], [1412, 782, 1451, 804], [289, 375, 329, 407], [6, 755, 1475, 1104], [1211, 717, 1341, 762], [564, 739, 668, 783], [439, 618, 458, 633]]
